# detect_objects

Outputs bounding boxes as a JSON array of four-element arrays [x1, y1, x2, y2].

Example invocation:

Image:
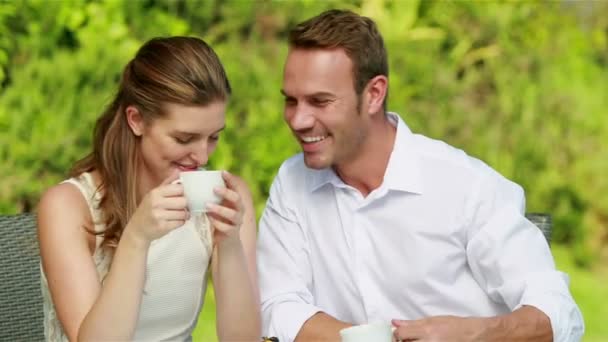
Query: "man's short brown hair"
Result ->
[[288, 9, 388, 105]]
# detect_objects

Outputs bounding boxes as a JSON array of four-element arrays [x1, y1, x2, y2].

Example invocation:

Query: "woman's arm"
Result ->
[[39, 172, 187, 341], [210, 172, 261, 341], [38, 183, 148, 341]]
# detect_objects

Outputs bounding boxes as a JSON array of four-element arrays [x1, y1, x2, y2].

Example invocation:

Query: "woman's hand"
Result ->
[[124, 170, 189, 245], [208, 171, 261, 341], [206, 171, 249, 244]]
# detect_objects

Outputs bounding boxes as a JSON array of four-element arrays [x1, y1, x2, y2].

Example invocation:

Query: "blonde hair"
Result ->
[[71, 36, 231, 248]]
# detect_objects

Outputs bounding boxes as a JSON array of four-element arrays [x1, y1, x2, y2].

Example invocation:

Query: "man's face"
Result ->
[[282, 48, 369, 170]]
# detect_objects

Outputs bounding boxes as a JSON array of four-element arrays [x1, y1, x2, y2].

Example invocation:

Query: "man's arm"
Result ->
[[258, 200, 321, 342], [258, 170, 328, 342], [492, 306, 552, 340], [393, 305, 551, 341], [393, 170, 583, 341], [462, 171, 583, 341], [295, 312, 353, 342]]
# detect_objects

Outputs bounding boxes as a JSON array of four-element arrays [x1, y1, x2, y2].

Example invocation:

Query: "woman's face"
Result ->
[[128, 101, 226, 186]]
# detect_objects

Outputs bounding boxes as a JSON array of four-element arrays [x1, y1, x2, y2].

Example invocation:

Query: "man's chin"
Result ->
[[303, 154, 331, 170]]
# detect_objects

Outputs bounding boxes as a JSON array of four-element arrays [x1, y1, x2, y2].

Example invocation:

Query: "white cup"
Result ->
[[179, 170, 225, 213], [340, 323, 393, 342]]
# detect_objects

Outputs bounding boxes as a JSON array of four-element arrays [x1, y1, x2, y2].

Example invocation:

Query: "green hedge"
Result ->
[[1, 0, 607, 266]]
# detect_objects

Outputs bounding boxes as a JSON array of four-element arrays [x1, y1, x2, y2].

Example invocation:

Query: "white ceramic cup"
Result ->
[[340, 322, 394, 342], [178, 170, 225, 213]]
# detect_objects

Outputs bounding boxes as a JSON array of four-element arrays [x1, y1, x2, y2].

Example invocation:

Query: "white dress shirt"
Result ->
[[257, 113, 584, 342]]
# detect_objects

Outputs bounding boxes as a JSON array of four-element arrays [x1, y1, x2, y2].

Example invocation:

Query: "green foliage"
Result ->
[[551, 244, 608, 342], [4, 0, 605, 263], [2, 0, 607, 256], [386, 1, 608, 267], [1, 0, 606, 339]]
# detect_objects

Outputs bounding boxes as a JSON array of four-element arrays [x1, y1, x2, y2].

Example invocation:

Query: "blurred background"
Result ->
[[1, 0, 606, 340]]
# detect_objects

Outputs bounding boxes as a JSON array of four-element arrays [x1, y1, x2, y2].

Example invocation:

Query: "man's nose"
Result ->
[[288, 104, 315, 131]]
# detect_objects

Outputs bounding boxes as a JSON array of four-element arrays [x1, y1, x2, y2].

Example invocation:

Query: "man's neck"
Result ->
[[334, 116, 396, 197]]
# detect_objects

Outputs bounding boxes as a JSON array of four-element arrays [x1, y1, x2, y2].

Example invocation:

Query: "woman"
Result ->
[[37, 36, 260, 341]]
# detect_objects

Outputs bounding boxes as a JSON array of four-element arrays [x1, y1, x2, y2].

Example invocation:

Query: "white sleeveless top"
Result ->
[[40, 172, 213, 341]]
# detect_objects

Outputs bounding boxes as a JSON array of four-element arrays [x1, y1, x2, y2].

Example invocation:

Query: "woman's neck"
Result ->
[[135, 164, 157, 204]]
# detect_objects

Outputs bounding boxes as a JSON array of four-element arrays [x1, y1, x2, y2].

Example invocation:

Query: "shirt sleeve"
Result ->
[[464, 171, 584, 342], [257, 173, 322, 342]]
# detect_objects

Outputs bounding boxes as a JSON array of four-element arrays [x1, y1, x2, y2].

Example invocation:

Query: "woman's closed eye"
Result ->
[[174, 136, 193, 144], [174, 131, 220, 145]]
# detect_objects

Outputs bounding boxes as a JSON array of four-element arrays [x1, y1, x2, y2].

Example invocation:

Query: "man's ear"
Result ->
[[125, 105, 144, 136], [363, 75, 388, 116]]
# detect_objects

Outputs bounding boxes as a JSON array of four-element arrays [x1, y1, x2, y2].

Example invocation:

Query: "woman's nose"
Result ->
[[190, 142, 209, 166]]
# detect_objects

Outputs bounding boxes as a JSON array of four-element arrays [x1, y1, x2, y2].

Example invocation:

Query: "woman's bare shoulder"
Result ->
[[37, 181, 93, 243], [37, 181, 103, 341]]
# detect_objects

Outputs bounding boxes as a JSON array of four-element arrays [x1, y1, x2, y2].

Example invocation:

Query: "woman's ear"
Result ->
[[125, 105, 144, 136]]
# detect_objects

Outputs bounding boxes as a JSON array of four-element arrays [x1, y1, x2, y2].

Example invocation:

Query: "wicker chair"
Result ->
[[526, 213, 552, 245], [0, 213, 44, 341], [0, 212, 551, 341]]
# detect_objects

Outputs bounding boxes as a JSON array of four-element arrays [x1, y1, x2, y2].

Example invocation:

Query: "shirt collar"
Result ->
[[383, 112, 424, 194], [308, 112, 424, 194], [309, 166, 341, 192]]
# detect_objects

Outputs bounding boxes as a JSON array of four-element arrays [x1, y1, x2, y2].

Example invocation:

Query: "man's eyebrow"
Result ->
[[280, 90, 335, 98], [308, 92, 334, 98]]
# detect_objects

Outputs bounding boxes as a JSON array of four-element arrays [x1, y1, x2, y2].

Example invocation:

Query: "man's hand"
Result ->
[[392, 316, 493, 342], [392, 306, 552, 342], [295, 312, 352, 342]]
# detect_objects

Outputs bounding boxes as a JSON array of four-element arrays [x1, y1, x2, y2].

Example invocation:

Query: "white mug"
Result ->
[[178, 170, 225, 213], [340, 322, 393, 342]]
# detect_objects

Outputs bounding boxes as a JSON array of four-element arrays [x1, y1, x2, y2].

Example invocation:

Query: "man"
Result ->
[[257, 9, 584, 342]]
